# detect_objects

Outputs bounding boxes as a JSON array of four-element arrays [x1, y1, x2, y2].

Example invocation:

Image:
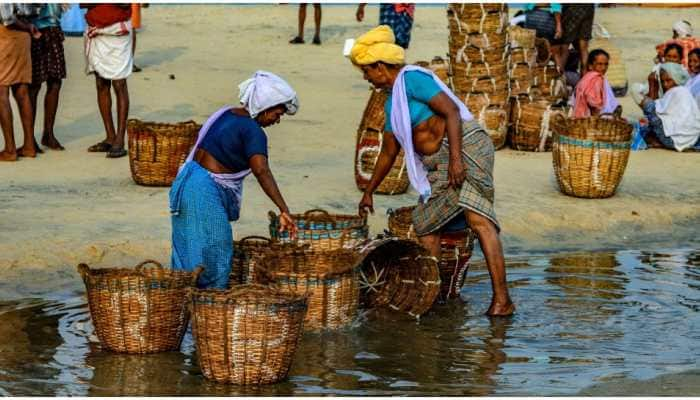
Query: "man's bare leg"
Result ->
[[111, 78, 129, 152], [578, 38, 589, 73], [417, 232, 442, 258], [297, 4, 307, 40], [95, 75, 117, 147], [0, 85, 18, 161], [13, 83, 37, 158], [465, 209, 514, 316], [312, 4, 322, 44], [41, 79, 64, 150], [28, 82, 45, 153]]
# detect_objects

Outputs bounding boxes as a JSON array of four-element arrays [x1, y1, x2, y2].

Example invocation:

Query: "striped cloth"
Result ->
[[379, 4, 413, 49], [412, 121, 499, 236], [169, 161, 236, 289]]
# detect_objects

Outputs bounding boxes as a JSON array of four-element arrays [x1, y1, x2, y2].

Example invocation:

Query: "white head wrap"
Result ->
[[673, 20, 692, 37], [238, 71, 299, 118]]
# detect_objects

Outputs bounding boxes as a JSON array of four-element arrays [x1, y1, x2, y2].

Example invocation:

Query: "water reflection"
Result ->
[[1, 249, 699, 395]]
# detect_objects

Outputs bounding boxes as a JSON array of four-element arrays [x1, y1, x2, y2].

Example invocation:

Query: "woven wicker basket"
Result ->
[[447, 7, 507, 34], [256, 247, 360, 331], [77, 260, 201, 354], [509, 47, 537, 67], [451, 60, 507, 79], [358, 87, 387, 133], [532, 63, 566, 101], [190, 285, 307, 385], [230, 236, 274, 286], [358, 238, 441, 318], [535, 37, 551, 65], [460, 90, 509, 113], [511, 99, 568, 152], [551, 114, 632, 198], [480, 106, 509, 150], [508, 25, 537, 49], [269, 209, 369, 250], [468, 31, 508, 50], [126, 119, 200, 187], [386, 207, 475, 302], [356, 127, 409, 195], [428, 56, 451, 85]]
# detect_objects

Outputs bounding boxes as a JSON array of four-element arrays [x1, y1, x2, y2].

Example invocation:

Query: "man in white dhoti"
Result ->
[[82, 4, 132, 158]]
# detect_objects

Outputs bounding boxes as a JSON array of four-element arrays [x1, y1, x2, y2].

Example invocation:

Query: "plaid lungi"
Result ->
[[412, 121, 499, 236], [379, 4, 413, 49]]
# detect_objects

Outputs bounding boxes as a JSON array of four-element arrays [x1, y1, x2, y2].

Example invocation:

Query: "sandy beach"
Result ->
[[1, 5, 698, 299]]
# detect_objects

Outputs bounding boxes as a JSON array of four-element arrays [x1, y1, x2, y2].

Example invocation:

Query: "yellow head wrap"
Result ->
[[349, 25, 405, 66]]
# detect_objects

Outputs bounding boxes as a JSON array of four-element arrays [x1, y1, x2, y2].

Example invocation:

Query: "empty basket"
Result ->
[[269, 209, 368, 251]]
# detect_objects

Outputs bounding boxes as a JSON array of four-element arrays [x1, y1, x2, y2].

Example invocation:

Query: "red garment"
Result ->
[[655, 37, 700, 68], [84, 4, 131, 28], [394, 4, 415, 18], [573, 71, 605, 118]]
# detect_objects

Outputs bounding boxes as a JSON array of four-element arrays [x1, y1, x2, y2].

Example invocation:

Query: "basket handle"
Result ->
[[239, 235, 272, 244], [77, 263, 90, 281], [134, 259, 164, 271]]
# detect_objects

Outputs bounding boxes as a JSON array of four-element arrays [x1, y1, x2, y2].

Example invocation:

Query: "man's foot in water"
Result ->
[[485, 300, 515, 317]]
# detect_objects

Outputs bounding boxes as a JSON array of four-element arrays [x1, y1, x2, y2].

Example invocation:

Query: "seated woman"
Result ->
[[571, 49, 621, 118], [654, 20, 700, 69], [647, 43, 683, 99], [170, 71, 298, 289], [636, 63, 700, 152], [348, 26, 514, 316], [686, 48, 700, 109]]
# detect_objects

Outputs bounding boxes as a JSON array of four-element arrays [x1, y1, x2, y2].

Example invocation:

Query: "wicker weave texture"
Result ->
[[127, 119, 200, 187], [551, 115, 633, 198], [257, 247, 360, 331], [229, 236, 276, 286], [269, 209, 369, 251], [190, 285, 307, 385], [78, 260, 200, 354], [510, 98, 568, 152]]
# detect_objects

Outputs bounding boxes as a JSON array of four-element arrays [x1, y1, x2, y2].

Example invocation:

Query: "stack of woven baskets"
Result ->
[[509, 96, 568, 151], [507, 26, 537, 96], [447, 3, 509, 149], [354, 88, 409, 195], [126, 119, 200, 186], [551, 113, 633, 198]]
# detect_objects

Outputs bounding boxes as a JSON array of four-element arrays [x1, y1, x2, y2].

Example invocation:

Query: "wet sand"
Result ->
[[579, 369, 700, 396], [0, 5, 698, 296]]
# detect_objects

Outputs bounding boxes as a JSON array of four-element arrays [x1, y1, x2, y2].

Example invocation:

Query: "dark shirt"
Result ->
[[84, 4, 131, 28], [199, 111, 268, 173]]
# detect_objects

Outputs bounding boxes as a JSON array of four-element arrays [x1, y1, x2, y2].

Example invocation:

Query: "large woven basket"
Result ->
[[126, 119, 200, 187], [190, 285, 307, 385], [355, 89, 410, 195], [480, 106, 508, 150], [511, 99, 568, 152], [509, 47, 537, 67], [447, 6, 508, 35], [269, 209, 369, 250], [508, 25, 537, 49], [532, 62, 566, 101], [386, 206, 475, 302], [256, 247, 360, 331], [77, 260, 201, 354], [551, 114, 632, 198], [358, 238, 441, 318], [460, 90, 509, 113], [451, 60, 507, 79], [356, 127, 409, 195], [428, 56, 451, 85], [229, 236, 282, 286]]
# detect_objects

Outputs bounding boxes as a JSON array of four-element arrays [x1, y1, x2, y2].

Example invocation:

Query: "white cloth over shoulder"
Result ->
[[655, 85, 700, 151], [602, 79, 620, 114], [390, 65, 474, 198], [238, 70, 299, 118], [686, 73, 700, 110], [84, 20, 133, 80]]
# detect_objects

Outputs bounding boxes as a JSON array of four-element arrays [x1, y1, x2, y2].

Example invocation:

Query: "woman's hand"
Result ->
[[358, 191, 374, 216], [448, 156, 466, 188], [28, 24, 41, 39], [278, 211, 298, 240]]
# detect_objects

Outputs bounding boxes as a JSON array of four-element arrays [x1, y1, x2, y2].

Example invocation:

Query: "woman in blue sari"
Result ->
[[170, 71, 298, 288]]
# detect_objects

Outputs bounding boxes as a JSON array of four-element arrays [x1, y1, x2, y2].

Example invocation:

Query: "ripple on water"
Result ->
[[0, 248, 698, 395]]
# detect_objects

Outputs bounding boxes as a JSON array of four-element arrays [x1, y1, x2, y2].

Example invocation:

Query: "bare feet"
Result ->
[[41, 134, 65, 150], [33, 138, 44, 154], [16, 146, 37, 158], [0, 150, 18, 161], [486, 300, 515, 317]]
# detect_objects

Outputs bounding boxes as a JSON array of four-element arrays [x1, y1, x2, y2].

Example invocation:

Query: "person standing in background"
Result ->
[[289, 3, 322, 45], [29, 3, 67, 151], [356, 3, 415, 49]]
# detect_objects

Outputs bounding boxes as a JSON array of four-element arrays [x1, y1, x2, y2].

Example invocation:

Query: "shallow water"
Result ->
[[0, 249, 698, 396]]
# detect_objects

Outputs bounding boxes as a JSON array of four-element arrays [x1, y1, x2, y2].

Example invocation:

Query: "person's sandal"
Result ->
[[88, 141, 112, 152], [312, 35, 321, 45], [106, 147, 128, 158], [289, 36, 304, 44]]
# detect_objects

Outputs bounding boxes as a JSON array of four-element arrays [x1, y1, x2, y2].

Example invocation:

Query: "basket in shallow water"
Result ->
[[229, 236, 288, 286], [256, 247, 360, 331], [126, 119, 200, 186], [386, 206, 475, 302], [358, 238, 441, 317], [190, 285, 307, 385], [551, 114, 632, 198], [269, 209, 368, 250], [511, 99, 568, 152], [77, 260, 201, 354]]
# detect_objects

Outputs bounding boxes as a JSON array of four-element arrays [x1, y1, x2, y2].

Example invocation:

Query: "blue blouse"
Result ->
[[384, 70, 442, 133], [199, 111, 268, 173]]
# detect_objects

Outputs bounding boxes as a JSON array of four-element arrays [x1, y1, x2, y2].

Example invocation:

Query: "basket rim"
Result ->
[[191, 284, 308, 306]]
